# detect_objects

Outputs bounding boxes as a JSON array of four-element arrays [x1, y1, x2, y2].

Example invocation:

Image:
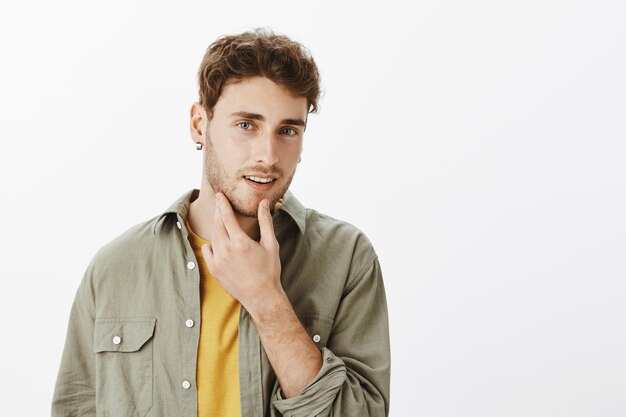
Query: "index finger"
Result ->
[[216, 192, 248, 240], [258, 198, 278, 249], [211, 195, 230, 244]]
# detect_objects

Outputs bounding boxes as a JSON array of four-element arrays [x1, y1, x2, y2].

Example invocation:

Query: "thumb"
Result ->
[[258, 199, 277, 249], [201, 243, 214, 266]]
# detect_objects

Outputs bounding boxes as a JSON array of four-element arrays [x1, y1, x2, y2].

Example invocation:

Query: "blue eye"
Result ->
[[238, 122, 253, 130], [281, 127, 297, 136]]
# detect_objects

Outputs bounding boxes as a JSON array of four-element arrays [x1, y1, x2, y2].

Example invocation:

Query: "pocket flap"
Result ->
[[94, 317, 156, 353]]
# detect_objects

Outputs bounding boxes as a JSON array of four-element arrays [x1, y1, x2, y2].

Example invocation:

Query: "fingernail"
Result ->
[[263, 199, 269, 209]]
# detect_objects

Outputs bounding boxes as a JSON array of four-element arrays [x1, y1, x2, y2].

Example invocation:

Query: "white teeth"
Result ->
[[245, 176, 274, 184]]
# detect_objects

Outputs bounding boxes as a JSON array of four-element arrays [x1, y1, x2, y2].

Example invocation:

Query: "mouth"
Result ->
[[244, 175, 275, 184], [243, 175, 276, 191]]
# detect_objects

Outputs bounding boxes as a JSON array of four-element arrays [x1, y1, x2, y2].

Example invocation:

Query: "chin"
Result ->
[[231, 202, 259, 218], [230, 191, 283, 218], [226, 192, 266, 218]]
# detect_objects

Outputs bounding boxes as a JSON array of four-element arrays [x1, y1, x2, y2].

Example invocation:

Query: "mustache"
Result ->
[[240, 165, 282, 177]]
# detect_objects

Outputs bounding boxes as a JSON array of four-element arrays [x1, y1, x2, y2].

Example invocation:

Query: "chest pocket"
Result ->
[[297, 314, 333, 348], [94, 317, 156, 417]]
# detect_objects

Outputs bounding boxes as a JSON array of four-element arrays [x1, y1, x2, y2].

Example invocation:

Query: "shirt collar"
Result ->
[[151, 188, 306, 235], [278, 189, 307, 233]]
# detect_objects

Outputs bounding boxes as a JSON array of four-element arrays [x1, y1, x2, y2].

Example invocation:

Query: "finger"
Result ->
[[201, 242, 214, 262], [216, 192, 248, 240], [258, 198, 278, 249], [201, 242, 219, 274], [212, 195, 230, 244]]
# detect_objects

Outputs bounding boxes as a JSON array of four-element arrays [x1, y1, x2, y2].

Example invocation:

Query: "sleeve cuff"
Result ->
[[272, 347, 347, 415]]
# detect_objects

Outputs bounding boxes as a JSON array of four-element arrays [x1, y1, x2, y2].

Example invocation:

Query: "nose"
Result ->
[[253, 131, 280, 166]]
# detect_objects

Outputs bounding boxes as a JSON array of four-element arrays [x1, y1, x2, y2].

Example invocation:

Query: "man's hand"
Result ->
[[201, 192, 322, 398], [201, 192, 283, 312]]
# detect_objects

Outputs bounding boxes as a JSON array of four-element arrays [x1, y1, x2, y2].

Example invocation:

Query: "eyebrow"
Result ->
[[229, 111, 307, 128]]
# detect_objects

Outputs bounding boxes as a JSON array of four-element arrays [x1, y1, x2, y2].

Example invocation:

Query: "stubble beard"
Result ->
[[203, 132, 296, 217]]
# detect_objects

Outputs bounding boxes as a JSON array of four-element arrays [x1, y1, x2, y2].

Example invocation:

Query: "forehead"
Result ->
[[214, 76, 308, 120]]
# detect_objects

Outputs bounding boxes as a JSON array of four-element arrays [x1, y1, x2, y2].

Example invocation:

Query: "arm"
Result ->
[[248, 290, 323, 398], [271, 256, 391, 416], [202, 193, 323, 396], [203, 193, 390, 415], [51, 269, 97, 417]]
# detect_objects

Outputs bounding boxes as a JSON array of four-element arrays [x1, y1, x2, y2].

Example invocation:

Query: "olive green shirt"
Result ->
[[52, 188, 390, 416]]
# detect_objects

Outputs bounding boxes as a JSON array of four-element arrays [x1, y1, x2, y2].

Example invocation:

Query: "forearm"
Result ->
[[247, 290, 323, 398], [269, 257, 390, 416]]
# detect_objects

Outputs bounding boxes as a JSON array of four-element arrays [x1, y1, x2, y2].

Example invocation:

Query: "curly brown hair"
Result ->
[[197, 28, 321, 120]]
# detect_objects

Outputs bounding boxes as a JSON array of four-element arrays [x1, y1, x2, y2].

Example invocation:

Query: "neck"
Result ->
[[187, 185, 261, 242]]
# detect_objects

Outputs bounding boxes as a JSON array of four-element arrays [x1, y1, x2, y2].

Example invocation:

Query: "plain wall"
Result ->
[[0, 1, 625, 416]]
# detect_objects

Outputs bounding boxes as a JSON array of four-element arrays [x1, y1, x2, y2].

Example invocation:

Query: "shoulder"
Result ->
[[303, 208, 379, 279], [305, 208, 375, 250], [86, 214, 162, 280]]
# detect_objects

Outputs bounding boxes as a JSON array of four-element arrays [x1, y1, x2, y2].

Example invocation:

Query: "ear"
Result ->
[[190, 102, 209, 143]]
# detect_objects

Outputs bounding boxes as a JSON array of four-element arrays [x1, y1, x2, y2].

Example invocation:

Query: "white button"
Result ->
[[176, 221, 182, 230], [112, 336, 122, 345], [185, 319, 194, 328], [181, 380, 191, 389], [312, 334, 321, 343], [187, 261, 196, 270]]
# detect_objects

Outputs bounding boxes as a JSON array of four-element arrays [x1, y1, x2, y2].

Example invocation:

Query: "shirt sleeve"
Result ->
[[51, 265, 97, 417], [271, 256, 391, 416]]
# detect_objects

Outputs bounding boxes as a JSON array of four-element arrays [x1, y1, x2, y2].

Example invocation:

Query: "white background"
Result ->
[[1, 1, 625, 416]]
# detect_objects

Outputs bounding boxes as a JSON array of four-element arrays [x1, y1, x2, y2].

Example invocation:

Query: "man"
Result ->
[[52, 28, 390, 417]]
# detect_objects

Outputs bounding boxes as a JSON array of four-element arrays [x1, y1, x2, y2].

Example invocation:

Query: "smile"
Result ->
[[244, 176, 274, 184]]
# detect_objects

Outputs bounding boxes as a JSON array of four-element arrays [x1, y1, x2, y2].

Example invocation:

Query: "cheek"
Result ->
[[216, 147, 251, 177], [288, 145, 303, 166], [209, 130, 243, 161], [281, 139, 303, 158]]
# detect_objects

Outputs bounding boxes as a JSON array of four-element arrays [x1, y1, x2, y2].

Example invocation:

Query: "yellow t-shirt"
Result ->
[[185, 217, 242, 417]]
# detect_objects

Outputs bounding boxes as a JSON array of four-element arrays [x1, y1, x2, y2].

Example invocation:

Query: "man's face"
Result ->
[[202, 76, 308, 217]]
